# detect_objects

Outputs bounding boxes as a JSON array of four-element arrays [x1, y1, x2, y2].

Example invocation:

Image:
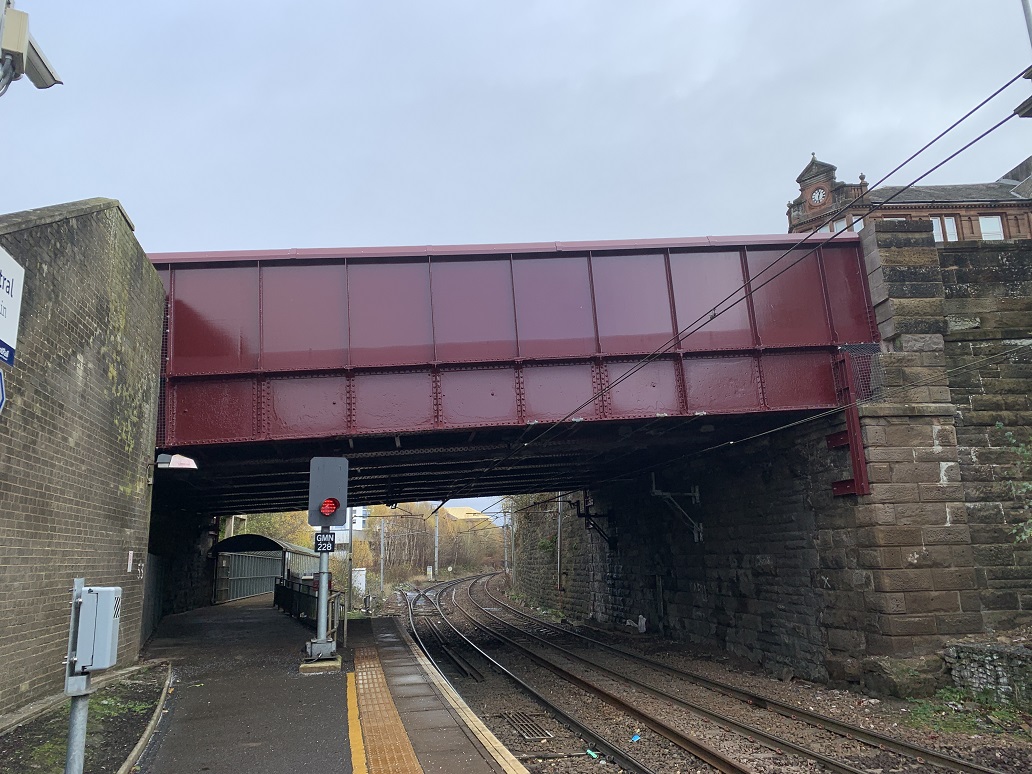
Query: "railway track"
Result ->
[[467, 573, 1010, 774], [406, 574, 1016, 774], [407, 581, 670, 773]]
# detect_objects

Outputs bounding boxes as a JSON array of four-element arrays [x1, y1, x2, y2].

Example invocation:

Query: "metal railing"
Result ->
[[274, 578, 346, 640]]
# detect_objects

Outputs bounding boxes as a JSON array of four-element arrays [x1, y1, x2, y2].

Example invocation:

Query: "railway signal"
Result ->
[[306, 457, 348, 662], [307, 457, 348, 527]]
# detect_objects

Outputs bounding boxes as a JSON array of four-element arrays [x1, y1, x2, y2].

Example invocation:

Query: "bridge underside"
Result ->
[[151, 409, 818, 517]]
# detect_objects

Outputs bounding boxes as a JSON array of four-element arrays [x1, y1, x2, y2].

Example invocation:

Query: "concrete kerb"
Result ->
[[299, 655, 343, 674], [116, 662, 174, 774]]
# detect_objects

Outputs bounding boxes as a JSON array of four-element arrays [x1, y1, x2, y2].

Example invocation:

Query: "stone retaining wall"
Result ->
[[945, 643, 1032, 709]]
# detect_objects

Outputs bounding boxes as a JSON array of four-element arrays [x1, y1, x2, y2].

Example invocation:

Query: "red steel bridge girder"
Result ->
[[152, 234, 878, 449]]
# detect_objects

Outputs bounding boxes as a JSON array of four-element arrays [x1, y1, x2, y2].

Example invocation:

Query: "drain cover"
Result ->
[[502, 711, 554, 741]]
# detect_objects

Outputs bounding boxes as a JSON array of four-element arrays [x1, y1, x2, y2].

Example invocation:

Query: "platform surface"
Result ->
[[135, 595, 524, 774], [139, 595, 349, 773], [352, 616, 525, 774]]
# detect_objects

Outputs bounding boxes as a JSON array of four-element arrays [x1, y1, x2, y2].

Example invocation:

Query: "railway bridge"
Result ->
[[147, 222, 1032, 686], [149, 233, 876, 517], [3, 199, 1029, 713]]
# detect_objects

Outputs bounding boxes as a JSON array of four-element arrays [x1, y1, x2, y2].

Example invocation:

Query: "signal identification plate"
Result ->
[[314, 532, 336, 553]]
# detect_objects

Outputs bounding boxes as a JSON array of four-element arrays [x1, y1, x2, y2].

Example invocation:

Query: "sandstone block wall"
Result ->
[[940, 239, 1032, 632], [852, 221, 978, 666], [0, 200, 165, 717], [514, 415, 856, 683]]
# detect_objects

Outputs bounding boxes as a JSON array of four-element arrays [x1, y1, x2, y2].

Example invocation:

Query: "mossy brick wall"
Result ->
[[0, 199, 165, 717], [512, 496, 613, 625], [945, 643, 1032, 709], [511, 493, 615, 627]]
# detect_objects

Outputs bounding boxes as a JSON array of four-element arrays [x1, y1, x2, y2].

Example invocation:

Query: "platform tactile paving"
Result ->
[[354, 646, 424, 774]]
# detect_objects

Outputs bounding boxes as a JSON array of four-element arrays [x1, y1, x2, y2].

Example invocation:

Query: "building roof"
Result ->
[[868, 182, 1029, 204], [211, 533, 318, 556], [441, 506, 491, 521], [796, 154, 837, 185], [867, 154, 1032, 206]]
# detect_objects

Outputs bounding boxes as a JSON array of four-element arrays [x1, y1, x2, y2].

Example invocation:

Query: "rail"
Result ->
[[475, 573, 1011, 774], [407, 580, 665, 774]]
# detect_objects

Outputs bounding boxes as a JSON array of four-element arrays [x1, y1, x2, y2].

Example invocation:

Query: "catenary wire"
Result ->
[[504, 65, 1031, 442], [612, 339, 1032, 483], [429, 69, 1026, 513]]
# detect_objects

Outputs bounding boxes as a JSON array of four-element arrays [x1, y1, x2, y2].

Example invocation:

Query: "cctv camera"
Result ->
[[0, 7, 60, 92], [24, 33, 59, 88]]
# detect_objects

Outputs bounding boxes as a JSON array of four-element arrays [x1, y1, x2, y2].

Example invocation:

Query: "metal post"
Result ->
[[342, 508, 354, 647], [1023, 0, 1032, 53], [316, 535, 329, 642], [502, 513, 509, 573], [509, 513, 516, 584], [556, 494, 563, 613], [64, 578, 90, 774], [65, 695, 89, 774], [434, 506, 439, 579], [379, 517, 385, 596]]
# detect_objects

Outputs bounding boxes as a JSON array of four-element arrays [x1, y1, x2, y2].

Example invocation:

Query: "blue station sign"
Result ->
[[0, 247, 25, 367]]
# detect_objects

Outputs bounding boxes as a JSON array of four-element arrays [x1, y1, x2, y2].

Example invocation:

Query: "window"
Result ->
[[978, 215, 1004, 241], [930, 216, 958, 243], [833, 218, 847, 233], [851, 217, 864, 233]]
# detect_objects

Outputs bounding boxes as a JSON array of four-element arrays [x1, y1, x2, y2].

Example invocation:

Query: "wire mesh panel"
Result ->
[[839, 343, 883, 402]]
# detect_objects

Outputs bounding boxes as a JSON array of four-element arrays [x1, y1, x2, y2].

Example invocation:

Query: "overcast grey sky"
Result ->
[[4, 2, 1031, 516], [3, 1, 1030, 255]]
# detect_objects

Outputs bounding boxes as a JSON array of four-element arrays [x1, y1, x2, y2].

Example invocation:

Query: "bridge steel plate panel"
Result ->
[[151, 234, 878, 449]]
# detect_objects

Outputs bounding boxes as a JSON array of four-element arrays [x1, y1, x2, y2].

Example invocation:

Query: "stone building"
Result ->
[[787, 154, 1032, 242]]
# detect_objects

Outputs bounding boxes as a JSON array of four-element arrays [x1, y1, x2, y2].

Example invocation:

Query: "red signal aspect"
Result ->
[[319, 498, 340, 516]]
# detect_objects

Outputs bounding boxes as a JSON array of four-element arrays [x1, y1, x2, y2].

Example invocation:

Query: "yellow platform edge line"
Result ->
[[354, 647, 424, 774], [347, 671, 368, 774], [396, 623, 530, 774]]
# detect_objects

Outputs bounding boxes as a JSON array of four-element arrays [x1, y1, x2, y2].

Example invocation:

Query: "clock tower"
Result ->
[[786, 154, 869, 233]]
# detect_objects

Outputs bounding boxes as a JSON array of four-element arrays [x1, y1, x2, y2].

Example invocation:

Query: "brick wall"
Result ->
[[512, 495, 613, 626], [945, 643, 1032, 709], [0, 200, 165, 717]]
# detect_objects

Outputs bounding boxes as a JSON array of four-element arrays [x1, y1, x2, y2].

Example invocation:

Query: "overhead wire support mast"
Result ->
[[1023, 0, 1032, 53]]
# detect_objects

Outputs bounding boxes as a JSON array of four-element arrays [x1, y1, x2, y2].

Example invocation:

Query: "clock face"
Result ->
[[810, 188, 828, 206]]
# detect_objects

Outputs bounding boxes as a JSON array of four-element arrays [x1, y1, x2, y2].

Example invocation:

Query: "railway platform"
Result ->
[[136, 594, 525, 774]]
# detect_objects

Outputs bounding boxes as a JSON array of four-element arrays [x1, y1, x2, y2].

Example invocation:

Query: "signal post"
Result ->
[[305, 457, 348, 662]]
